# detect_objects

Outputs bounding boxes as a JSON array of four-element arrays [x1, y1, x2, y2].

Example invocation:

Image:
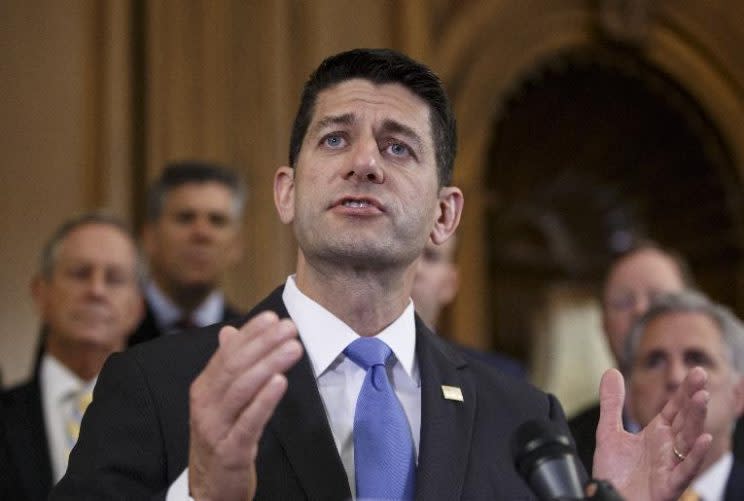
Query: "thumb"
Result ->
[[597, 368, 626, 440]]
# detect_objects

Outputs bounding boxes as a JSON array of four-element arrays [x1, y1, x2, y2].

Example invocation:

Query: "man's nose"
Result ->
[[87, 269, 107, 297], [665, 359, 687, 392], [190, 216, 215, 240], [344, 138, 384, 184]]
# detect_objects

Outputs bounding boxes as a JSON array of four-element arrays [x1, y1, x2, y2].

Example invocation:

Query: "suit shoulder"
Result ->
[[1, 378, 37, 406], [568, 403, 601, 429]]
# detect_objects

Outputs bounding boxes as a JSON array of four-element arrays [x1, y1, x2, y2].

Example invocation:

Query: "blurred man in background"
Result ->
[[128, 162, 244, 345], [411, 237, 525, 378], [626, 291, 744, 500], [569, 241, 692, 470], [1, 212, 143, 500]]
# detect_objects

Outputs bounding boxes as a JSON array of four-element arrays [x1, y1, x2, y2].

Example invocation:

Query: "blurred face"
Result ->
[[33, 223, 143, 352], [274, 79, 462, 271], [629, 312, 744, 457], [411, 238, 458, 328], [602, 249, 686, 364], [144, 182, 242, 292]]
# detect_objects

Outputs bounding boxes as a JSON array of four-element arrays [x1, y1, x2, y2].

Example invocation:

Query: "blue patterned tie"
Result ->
[[344, 337, 416, 500]]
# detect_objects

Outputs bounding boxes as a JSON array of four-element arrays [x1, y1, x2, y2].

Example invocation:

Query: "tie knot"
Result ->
[[344, 337, 393, 370], [67, 388, 93, 415], [173, 316, 195, 331]]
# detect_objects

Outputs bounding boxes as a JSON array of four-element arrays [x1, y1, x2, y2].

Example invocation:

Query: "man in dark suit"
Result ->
[[569, 242, 692, 471], [128, 162, 244, 346], [411, 235, 526, 379], [53, 48, 711, 500], [624, 291, 744, 500], [1, 212, 144, 500]]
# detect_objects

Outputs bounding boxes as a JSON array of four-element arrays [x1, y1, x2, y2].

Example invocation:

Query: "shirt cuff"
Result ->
[[166, 468, 194, 501]]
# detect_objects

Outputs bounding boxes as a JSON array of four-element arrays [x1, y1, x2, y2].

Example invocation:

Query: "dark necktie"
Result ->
[[173, 316, 195, 331], [344, 337, 416, 500]]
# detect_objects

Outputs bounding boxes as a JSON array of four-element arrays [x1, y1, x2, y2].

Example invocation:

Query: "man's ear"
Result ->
[[274, 166, 296, 225], [141, 222, 156, 255], [430, 186, 464, 246], [733, 374, 744, 418], [30, 274, 48, 315]]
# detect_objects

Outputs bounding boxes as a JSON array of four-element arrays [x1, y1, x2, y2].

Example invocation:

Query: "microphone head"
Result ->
[[511, 419, 587, 501]]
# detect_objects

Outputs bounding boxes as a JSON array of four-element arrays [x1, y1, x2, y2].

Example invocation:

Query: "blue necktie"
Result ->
[[344, 337, 416, 500]]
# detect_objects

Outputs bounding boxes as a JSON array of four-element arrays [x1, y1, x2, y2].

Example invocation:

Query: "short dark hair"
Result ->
[[146, 161, 246, 221], [39, 211, 145, 288], [601, 239, 695, 303], [288, 48, 457, 186]]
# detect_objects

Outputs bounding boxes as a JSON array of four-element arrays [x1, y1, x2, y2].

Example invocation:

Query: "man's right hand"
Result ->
[[187, 311, 304, 500]]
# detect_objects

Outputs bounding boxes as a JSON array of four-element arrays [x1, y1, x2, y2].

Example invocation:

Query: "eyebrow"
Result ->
[[380, 119, 425, 154], [309, 113, 356, 137]]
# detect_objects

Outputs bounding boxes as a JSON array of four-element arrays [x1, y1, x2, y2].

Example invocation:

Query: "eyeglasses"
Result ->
[[605, 290, 665, 312]]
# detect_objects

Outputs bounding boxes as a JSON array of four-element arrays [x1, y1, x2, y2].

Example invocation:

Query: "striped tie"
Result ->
[[65, 389, 93, 456], [678, 488, 701, 501]]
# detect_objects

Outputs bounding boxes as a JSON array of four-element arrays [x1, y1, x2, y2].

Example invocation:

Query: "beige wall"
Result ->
[[4, 0, 744, 391], [1, 1, 95, 385], [0, 1, 405, 386]]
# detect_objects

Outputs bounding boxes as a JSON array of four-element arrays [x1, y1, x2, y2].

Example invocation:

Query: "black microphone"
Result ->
[[511, 419, 588, 501]]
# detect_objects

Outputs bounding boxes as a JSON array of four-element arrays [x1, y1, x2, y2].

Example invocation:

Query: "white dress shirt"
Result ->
[[167, 275, 421, 500], [40, 354, 96, 482], [146, 281, 225, 331], [690, 452, 733, 501]]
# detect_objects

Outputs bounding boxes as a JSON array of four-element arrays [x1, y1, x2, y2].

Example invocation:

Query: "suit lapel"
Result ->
[[5, 378, 53, 500], [258, 287, 351, 501], [414, 320, 476, 501]]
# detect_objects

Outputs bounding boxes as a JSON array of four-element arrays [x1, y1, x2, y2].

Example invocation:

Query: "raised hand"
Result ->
[[592, 367, 712, 501], [187, 311, 304, 500]]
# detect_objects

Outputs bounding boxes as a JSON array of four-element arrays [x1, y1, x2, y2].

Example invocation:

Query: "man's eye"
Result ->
[[388, 143, 409, 156], [174, 211, 196, 224], [322, 135, 346, 148], [642, 352, 666, 369]]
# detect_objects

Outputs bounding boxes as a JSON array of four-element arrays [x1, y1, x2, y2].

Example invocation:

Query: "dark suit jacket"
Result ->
[[460, 345, 527, 380], [725, 459, 744, 500], [52, 286, 575, 500], [127, 298, 241, 347], [568, 403, 601, 474], [569, 401, 744, 476], [1, 376, 54, 501]]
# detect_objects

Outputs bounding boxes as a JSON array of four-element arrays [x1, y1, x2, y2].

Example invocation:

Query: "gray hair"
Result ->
[[39, 211, 146, 288], [624, 290, 744, 375], [146, 161, 247, 221]]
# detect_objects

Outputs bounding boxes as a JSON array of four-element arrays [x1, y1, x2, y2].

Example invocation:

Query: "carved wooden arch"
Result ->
[[434, 1, 744, 349]]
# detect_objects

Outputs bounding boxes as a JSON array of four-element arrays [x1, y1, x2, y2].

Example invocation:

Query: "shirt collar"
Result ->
[[40, 353, 96, 404], [146, 280, 225, 329], [691, 451, 733, 500], [282, 275, 417, 381]]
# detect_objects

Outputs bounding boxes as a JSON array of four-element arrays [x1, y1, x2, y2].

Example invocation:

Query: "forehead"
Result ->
[[310, 79, 433, 141], [57, 223, 136, 265], [163, 182, 235, 210], [640, 311, 724, 352], [606, 249, 684, 292]]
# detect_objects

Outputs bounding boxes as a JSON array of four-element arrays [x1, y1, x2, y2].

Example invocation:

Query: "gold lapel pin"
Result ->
[[441, 385, 464, 402]]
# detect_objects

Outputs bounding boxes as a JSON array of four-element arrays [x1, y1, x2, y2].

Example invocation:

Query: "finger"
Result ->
[[218, 311, 280, 349], [219, 338, 303, 424], [190, 317, 298, 438], [596, 369, 625, 441], [671, 387, 709, 457], [668, 433, 713, 495], [206, 318, 299, 397], [222, 373, 290, 460], [660, 366, 708, 423]]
